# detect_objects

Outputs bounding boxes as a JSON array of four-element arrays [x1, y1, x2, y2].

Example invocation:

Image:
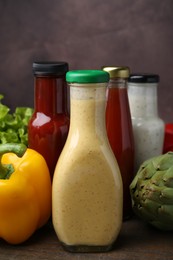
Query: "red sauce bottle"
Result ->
[[28, 61, 69, 179], [102, 66, 134, 220]]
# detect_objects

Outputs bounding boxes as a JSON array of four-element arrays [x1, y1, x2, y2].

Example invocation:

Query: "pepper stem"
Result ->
[[0, 143, 27, 179]]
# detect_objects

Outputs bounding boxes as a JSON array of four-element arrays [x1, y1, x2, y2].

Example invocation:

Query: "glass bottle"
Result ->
[[28, 61, 69, 179], [128, 74, 164, 172], [163, 123, 173, 153], [52, 70, 123, 253], [102, 66, 134, 220]]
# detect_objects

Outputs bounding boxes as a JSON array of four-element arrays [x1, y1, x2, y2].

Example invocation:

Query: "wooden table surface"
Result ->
[[0, 216, 172, 260]]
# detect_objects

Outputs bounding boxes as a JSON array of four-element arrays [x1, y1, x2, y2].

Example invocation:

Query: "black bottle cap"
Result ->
[[33, 61, 69, 76], [128, 74, 159, 83]]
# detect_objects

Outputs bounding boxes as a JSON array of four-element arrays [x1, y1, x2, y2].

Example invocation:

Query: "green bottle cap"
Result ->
[[66, 70, 109, 83]]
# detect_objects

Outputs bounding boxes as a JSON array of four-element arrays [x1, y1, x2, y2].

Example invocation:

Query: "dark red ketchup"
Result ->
[[28, 62, 69, 179], [103, 66, 135, 220]]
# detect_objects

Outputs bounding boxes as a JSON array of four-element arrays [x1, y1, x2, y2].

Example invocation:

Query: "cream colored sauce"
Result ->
[[52, 85, 123, 246], [128, 82, 164, 172]]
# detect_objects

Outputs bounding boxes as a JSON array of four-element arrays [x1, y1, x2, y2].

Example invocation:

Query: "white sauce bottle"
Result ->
[[128, 74, 164, 173], [52, 70, 123, 253]]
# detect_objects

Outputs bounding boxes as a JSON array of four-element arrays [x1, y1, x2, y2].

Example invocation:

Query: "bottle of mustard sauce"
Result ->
[[52, 70, 123, 253]]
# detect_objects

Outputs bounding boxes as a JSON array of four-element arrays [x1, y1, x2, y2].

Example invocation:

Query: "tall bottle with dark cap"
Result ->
[[28, 61, 69, 179], [128, 73, 164, 172], [102, 66, 135, 220]]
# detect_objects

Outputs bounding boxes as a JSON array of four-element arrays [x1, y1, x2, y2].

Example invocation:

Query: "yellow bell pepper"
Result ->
[[0, 143, 52, 244]]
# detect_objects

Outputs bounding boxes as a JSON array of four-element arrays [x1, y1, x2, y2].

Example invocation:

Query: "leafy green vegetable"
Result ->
[[0, 95, 33, 146]]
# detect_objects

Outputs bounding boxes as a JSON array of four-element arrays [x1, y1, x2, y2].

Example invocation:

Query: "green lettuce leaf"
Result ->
[[0, 95, 33, 146]]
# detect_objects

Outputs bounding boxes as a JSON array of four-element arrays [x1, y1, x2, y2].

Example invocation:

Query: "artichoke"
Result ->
[[130, 152, 173, 230]]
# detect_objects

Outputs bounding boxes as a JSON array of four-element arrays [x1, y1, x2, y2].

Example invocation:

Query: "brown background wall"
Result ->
[[0, 0, 173, 122]]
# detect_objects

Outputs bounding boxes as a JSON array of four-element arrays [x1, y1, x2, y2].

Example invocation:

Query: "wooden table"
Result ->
[[0, 216, 172, 260]]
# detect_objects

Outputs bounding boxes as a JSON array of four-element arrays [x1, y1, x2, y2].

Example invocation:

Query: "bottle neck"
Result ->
[[34, 76, 67, 115], [108, 78, 127, 88], [69, 83, 107, 137], [128, 83, 158, 118]]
